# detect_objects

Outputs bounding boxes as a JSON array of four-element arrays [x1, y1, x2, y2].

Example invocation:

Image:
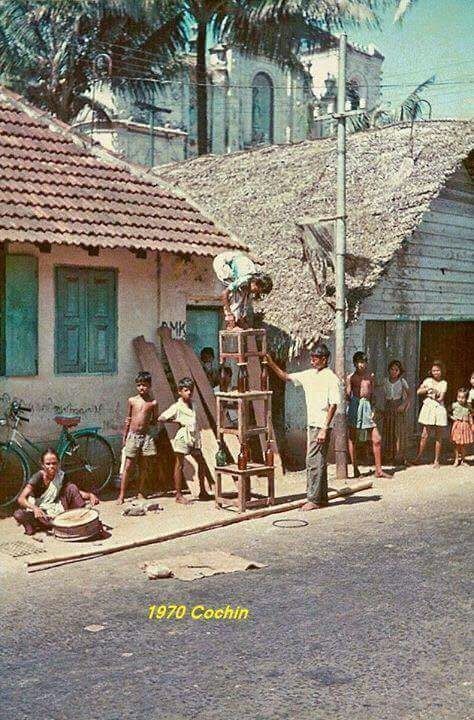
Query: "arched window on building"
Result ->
[[347, 79, 361, 110], [252, 73, 274, 144]]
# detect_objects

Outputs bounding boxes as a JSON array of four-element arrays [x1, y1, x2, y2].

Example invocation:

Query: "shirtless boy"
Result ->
[[346, 351, 390, 479], [117, 371, 158, 504]]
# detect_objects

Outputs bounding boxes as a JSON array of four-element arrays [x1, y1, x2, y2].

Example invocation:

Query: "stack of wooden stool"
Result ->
[[215, 329, 275, 512]]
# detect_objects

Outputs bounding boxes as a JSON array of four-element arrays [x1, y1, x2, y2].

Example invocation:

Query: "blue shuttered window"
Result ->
[[55, 266, 117, 375], [3, 254, 38, 376]]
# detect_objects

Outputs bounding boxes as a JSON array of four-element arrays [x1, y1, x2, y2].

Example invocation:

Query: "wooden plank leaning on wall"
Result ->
[[158, 327, 216, 494], [133, 335, 196, 495]]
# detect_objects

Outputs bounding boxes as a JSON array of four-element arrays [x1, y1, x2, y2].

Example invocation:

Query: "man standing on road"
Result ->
[[265, 344, 340, 511]]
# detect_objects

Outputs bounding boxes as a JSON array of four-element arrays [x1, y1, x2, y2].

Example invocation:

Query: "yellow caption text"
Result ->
[[148, 604, 249, 621]]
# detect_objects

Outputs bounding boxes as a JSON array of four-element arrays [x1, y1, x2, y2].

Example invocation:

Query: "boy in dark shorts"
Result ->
[[346, 351, 389, 479], [117, 371, 158, 504]]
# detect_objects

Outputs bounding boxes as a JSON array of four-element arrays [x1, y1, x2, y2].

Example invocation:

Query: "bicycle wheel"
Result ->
[[60, 433, 115, 495], [0, 443, 29, 508]]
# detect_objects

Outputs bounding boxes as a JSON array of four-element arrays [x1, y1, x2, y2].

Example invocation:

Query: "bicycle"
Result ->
[[0, 401, 116, 508]]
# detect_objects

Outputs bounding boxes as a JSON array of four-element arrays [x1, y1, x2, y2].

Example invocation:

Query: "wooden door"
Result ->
[[186, 306, 221, 364], [419, 321, 474, 408], [365, 320, 419, 431], [385, 321, 419, 431]]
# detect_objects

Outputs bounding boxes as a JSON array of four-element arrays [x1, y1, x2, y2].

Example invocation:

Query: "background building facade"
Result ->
[[76, 39, 383, 166]]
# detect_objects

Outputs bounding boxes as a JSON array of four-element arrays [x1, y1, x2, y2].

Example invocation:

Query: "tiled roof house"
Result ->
[[0, 88, 245, 440]]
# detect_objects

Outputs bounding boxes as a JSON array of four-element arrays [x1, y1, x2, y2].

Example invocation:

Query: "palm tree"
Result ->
[[0, 0, 186, 122], [348, 75, 435, 131]]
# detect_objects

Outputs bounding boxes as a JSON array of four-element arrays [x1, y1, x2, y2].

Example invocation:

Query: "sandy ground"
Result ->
[[0, 458, 472, 574], [0, 456, 472, 720]]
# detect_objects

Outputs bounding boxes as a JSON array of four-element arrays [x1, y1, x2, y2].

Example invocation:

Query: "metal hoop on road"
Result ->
[[272, 518, 308, 529]]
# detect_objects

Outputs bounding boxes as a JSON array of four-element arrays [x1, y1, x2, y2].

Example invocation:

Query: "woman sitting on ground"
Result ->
[[14, 447, 99, 536]]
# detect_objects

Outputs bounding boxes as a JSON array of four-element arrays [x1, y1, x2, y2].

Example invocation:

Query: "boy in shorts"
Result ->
[[117, 371, 158, 504], [159, 377, 210, 504], [346, 352, 389, 479]]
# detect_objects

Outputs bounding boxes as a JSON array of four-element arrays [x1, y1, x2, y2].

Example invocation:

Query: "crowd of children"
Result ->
[[347, 354, 473, 473], [117, 357, 473, 505]]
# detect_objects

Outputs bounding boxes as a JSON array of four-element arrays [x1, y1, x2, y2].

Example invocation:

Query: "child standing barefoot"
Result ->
[[450, 388, 473, 466], [346, 351, 390, 479], [412, 360, 447, 468], [117, 371, 158, 504], [382, 360, 411, 465], [159, 377, 210, 504]]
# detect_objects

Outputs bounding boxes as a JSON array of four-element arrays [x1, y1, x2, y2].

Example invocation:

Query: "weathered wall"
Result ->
[[79, 45, 342, 165], [359, 165, 474, 321], [218, 49, 310, 154], [1, 245, 221, 441], [158, 252, 222, 340], [2, 243, 159, 441], [80, 125, 187, 166], [305, 43, 383, 112]]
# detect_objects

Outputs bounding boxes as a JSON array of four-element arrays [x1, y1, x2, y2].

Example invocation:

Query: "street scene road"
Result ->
[[1, 467, 472, 720]]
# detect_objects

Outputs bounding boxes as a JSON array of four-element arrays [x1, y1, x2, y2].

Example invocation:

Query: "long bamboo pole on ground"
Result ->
[[26, 481, 373, 571]]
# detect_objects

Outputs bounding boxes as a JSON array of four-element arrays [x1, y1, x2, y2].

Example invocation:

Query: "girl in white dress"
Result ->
[[412, 360, 447, 468]]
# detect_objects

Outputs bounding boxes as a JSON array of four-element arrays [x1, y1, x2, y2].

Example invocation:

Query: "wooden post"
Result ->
[[334, 33, 348, 481]]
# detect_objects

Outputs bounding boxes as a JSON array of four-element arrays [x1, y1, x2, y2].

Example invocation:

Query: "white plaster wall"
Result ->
[[80, 127, 186, 166], [2, 243, 159, 440], [158, 252, 223, 339], [2, 246, 226, 441], [116, 127, 186, 166], [227, 49, 309, 150], [305, 45, 383, 111], [85, 51, 312, 163]]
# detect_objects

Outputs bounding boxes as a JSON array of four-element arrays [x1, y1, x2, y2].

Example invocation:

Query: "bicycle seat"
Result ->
[[54, 414, 81, 428]]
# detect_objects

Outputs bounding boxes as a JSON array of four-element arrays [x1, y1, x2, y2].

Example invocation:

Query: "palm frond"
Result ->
[[393, 0, 415, 23], [73, 93, 113, 122], [0, 0, 186, 122], [399, 75, 435, 121]]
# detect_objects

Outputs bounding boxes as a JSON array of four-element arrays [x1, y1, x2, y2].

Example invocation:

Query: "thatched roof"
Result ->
[[155, 121, 474, 354]]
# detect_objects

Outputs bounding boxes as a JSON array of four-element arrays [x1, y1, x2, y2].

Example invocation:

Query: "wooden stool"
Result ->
[[219, 329, 267, 364], [216, 390, 272, 443], [215, 463, 275, 513]]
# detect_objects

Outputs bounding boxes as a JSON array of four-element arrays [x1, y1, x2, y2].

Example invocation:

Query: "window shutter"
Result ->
[[5, 255, 38, 376], [56, 267, 87, 374], [87, 269, 117, 373]]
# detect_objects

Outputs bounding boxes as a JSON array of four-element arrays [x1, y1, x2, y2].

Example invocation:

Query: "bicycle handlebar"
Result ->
[[9, 402, 32, 415]]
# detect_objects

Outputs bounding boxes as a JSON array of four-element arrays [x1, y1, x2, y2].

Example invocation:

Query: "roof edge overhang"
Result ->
[[1, 233, 241, 258]]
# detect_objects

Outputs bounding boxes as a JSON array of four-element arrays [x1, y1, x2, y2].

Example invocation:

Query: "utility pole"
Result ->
[[136, 102, 172, 169], [333, 33, 348, 480]]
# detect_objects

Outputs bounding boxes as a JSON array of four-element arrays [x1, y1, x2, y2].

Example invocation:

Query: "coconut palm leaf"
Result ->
[[393, 0, 416, 22], [399, 74, 435, 120], [0, 0, 186, 121]]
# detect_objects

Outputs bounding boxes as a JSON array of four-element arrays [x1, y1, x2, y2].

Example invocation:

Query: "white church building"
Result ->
[[74, 38, 383, 167]]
